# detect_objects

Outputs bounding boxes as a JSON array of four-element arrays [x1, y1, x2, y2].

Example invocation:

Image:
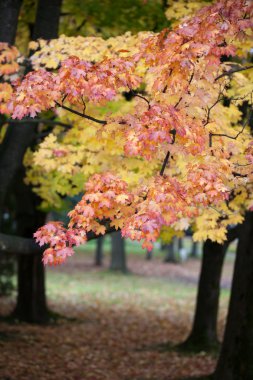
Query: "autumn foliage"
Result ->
[[2, 0, 253, 265]]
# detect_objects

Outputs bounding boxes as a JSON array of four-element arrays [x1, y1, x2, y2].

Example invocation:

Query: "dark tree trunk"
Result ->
[[33, 0, 62, 40], [181, 228, 238, 351], [0, 123, 38, 212], [0, 0, 33, 216], [110, 231, 127, 273], [178, 237, 188, 262], [146, 249, 153, 260], [0, 0, 62, 323], [182, 240, 227, 351], [15, 252, 47, 323], [213, 212, 253, 380], [0, 0, 22, 44], [12, 0, 62, 323], [12, 175, 49, 323], [95, 236, 104, 266], [164, 238, 178, 263], [190, 241, 198, 258], [0, 0, 61, 210]]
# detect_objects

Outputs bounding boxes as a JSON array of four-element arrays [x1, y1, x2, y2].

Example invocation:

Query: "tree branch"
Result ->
[[160, 129, 176, 176], [215, 65, 253, 81], [174, 69, 195, 109], [6, 118, 72, 129], [129, 90, 150, 108], [227, 225, 240, 243], [55, 102, 107, 125], [209, 109, 252, 147], [0, 233, 43, 255], [0, 225, 117, 256]]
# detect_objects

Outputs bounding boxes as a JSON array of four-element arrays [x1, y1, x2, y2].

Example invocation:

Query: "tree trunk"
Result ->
[[0, 0, 22, 44], [12, 174, 49, 322], [178, 237, 188, 261], [181, 227, 238, 352], [0, 0, 62, 208], [0, 0, 62, 323], [12, 0, 62, 323], [164, 238, 178, 263], [182, 240, 227, 351], [0, 0, 33, 215], [146, 249, 153, 260], [213, 212, 253, 380], [95, 236, 104, 266], [190, 241, 198, 258], [110, 231, 127, 273], [33, 0, 62, 40], [14, 253, 47, 323]]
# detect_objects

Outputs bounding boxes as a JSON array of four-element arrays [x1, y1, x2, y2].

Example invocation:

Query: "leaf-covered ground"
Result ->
[[0, 243, 234, 380]]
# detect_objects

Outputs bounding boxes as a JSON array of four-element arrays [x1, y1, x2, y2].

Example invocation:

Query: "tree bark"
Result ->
[[0, 124, 38, 212], [181, 227, 238, 351], [14, 252, 48, 323], [11, 175, 49, 322], [12, 0, 62, 323], [0, 232, 42, 255], [110, 231, 127, 273], [0, 0, 45, 323], [182, 240, 227, 351], [0, 0, 61, 208], [0, 0, 22, 44], [0, 0, 62, 323], [178, 237, 183, 250], [190, 241, 198, 258], [0, 225, 116, 256], [146, 249, 153, 260], [95, 236, 104, 266], [33, 0, 62, 40], [213, 213, 253, 380], [164, 238, 178, 263]]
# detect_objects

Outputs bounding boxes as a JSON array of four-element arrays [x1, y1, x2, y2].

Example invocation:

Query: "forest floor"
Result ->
[[0, 241, 235, 380]]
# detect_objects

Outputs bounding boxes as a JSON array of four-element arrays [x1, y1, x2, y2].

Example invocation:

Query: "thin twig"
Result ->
[[135, 93, 150, 108], [204, 83, 226, 127], [160, 130, 176, 176], [215, 65, 253, 81], [130, 90, 150, 108], [209, 110, 252, 147], [175, 69, 195, 109], [232, 171, 248, 178], [204, 97, 222, 126], [234, 162, 252, 167], [81, 96, 86, 115]]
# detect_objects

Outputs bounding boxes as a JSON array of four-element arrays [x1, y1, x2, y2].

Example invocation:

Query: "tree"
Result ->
[[0, 22, 19, 297], [0, 0, 22, 45], [9, 1, 253, 257], [94, 230, 127, 271], [181, 227, 238, 352], [3, 0, 253, 377], [0, 0, 63, 322], [60, 0, 169, 38], [213, 212, 253, 380], [95, 236, 104, 266], [163, 238, 178, 263], [110, 231, 128, 273], [146, 249, 153, 260], [14, 0, 63, 323], [0, 0, 179, 321], [190, 241, 198, 258]]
